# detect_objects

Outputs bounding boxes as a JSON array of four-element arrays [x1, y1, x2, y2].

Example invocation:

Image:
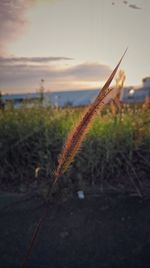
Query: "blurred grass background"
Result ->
[[0, 105, 150, 194]]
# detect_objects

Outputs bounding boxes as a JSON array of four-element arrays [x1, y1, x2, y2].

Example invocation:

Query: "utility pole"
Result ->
[[39, 79, 45, 104]]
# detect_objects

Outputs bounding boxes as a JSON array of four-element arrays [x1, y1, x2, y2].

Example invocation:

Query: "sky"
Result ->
[[0, 0, 149, 94]]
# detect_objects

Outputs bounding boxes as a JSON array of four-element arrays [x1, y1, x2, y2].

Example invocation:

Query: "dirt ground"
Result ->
[[0, 191, 150, 268]]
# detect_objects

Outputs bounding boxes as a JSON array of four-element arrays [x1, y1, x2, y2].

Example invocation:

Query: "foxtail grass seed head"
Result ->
[[54, 49, 128, 180]]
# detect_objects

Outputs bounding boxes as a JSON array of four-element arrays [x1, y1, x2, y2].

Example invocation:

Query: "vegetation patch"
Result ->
[[0, 106, 150, 196]]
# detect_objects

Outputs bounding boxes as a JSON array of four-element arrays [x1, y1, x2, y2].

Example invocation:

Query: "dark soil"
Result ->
[[0, 192, 150, 268]]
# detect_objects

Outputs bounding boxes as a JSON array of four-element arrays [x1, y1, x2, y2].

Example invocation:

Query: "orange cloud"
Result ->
[[0, 0, 58, 56], [0, 58, 112, 93]]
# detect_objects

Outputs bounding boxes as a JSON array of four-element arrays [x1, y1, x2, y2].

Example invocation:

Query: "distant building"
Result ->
[[120, 77, 150, 104], [3, 92, 42, 109], [143, 77, 150, 87], [2, 89, 100, 108], [2, 77, 150, 108]]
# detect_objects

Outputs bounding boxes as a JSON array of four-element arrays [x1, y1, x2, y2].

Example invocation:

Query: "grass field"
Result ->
[[0, 105, 150, 195]]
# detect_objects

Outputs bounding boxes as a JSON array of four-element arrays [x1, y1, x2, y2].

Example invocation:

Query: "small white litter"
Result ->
[[77, 190, 85, 199]]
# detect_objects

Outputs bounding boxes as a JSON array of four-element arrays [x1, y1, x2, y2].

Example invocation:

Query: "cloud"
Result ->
[[128, 4, 142, 10], [0, 0, 30, 55], [0, 56, 73, 65], [113, 1, 142, 10], [65, 63, 111, 81], [0, 61, 112, 91], [0, 0, 56, 56]]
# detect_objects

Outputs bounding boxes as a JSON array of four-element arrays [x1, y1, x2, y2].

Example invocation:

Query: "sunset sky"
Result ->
[[0, 0, 149, 93]]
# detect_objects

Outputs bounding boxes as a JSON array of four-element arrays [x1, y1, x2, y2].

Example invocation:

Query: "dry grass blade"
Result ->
[[110, 70, 126, 115], [21, 49, 127, 268], [54, 48, 128, 180]]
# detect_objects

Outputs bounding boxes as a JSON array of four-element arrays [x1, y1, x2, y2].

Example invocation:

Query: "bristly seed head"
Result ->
[[54, 49, 128, 181]]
